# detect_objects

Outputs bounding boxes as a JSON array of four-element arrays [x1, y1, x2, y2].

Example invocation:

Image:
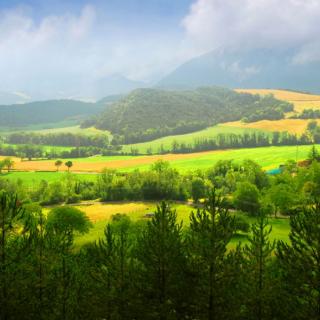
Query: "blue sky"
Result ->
[[0, 0, 319, 101]]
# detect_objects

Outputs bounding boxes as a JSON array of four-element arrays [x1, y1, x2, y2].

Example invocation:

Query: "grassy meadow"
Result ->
[[2, 144, 317, 177], [122, 124, 266, 154], [235, 88, 320, 112], [2, 171, 98, 185], [223, 119, 320, 135], [72, 201, 290, 248]]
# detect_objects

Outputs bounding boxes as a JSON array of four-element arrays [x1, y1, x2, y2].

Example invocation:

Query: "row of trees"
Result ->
[[0, 189, 319, 319], [156, 131, 312, 155], [5, 132, 110, 148], [2, 147, 320, 218], [2, 120, 320, 159], [0, 144, 121, 161]]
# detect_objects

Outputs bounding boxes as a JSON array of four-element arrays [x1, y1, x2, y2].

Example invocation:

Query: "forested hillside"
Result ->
[[0, 99, 109, 127], [88, 87, 293, 143]]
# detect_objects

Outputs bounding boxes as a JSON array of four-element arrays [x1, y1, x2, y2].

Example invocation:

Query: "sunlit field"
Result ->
[[223, 119, 320, 134], [122, 124, 266, 154], [3, 144, 317, 177], [235, 88, 320, 112], [72, 201, 290, 248]]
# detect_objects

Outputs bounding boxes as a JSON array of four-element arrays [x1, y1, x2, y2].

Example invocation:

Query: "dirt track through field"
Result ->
[[8, 150, 228, 173]]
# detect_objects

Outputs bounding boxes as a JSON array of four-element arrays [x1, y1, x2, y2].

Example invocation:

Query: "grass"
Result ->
[[122, 124, 267, 154], [3, 144, 318, 174], [1, 143, 72, 152], [72, 201, 290, 248], [0, 120, 80, 134], [223, 119, 320, 135], [18, 125, 110, 136], [1, 171, 98, 185]]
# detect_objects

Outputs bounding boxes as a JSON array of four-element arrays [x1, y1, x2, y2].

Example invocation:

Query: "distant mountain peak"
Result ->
[[157, 47, 320, 94]]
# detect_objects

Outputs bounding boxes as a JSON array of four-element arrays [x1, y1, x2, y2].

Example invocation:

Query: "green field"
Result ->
[[72, 202, 290, 248], [122, 124, 267, 154], [2, 171, 98, 185], [0, 124, 110, 136], [2, 143, 72, 152], [2, 144, 317, 179], [0, 120, 79, 133]]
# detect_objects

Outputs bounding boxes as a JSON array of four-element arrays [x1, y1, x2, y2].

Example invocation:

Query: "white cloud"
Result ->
[[182, 0, 320, 60], [0, 4, 192, 99], [2, 0, 319, 101]]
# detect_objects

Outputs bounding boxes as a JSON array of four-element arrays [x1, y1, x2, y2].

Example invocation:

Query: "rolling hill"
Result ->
[[0, 94, 123, 128], [0, 100, 104, 127], [89, 86, 293, 143]]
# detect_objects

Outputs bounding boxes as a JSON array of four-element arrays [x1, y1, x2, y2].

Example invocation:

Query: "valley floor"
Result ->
[[2, 144, 318, 178], [68, 201, 290, 248]]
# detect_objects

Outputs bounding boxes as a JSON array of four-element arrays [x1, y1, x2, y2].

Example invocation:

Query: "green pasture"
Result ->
[[73, 202, 290, 248], [122, 124, 268, 154], [2, 171, 98, 185], [118, 144, 317, 172], [1, 143, 72, 152], [0, 120, 79, 134]]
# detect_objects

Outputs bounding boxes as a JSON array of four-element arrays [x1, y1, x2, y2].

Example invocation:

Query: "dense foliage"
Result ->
[[0, 182, 319, 319], [2, 129, 315, 159], [88, 87, 293, 143], [5, 132, 110, 148], [291, 108, 320, 119]]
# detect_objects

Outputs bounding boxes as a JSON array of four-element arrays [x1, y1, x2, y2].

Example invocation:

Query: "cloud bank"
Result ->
[[1, 0, 320, 101], [0, 4, 192, 100], [182, 0, 320, 62]]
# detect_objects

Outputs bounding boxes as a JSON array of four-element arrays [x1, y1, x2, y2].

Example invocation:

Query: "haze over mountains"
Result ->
[[2, 45, 320, 106], [0, 74, 146, 105], [158, 48, 320, 93]]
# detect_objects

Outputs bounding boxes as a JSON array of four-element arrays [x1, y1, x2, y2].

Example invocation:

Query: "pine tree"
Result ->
[[187, 190, 235, 320], [277, 204, 320, 320], [135, 202, 188, 320], [92, 216, 134, 319], [0, 191, 25, 320], [243, 215, 275, 320]]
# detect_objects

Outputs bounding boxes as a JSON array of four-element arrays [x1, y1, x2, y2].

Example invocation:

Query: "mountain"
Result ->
[[0, 74, 147, 104], [90, 87, 292, 143], [0, 99, 106, 128], [0, 91, 31, 105], [92, 74, 148, 98], [158, 48, 320, 93]]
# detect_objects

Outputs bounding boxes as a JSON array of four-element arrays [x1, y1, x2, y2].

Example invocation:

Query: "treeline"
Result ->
[[138, 131, 312, 155], [2, 153, 320, 217], [87, 87, 293, 143], [5, 132, 110, 148], [0, 187, 319, 319], [1, 130, 319, 159], [0, 144, 122, 160], [291, 108, 320, 119]]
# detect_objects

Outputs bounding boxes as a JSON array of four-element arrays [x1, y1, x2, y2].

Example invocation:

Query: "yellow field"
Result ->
[[6, 151, 229, 172], [75, 202, 155, 223], [224, 119, 320, 135], [235, 89, 320, 112]]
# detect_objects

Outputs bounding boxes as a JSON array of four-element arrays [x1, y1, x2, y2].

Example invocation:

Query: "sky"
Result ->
[[0, 0, 320, 100]]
